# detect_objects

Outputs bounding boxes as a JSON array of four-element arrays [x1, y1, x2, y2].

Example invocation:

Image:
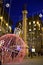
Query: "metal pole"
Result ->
[[7, 0, 12, 33]]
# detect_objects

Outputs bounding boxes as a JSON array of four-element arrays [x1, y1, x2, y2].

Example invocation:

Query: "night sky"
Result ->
[[4, 0, 43, 29]]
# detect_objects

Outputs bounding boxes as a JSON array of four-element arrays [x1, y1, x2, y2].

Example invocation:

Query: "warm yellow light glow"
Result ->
[[29, 29, 31, 31], [0, 16, 3, 21], [33, 21, 35, 24], [37, 21, 40, 28], [6, 23, 8, 26], [37, 21, 39, 24], [0, 16, 3, 19], [9, 26, 11, 32], [29, 22, 31, 25]]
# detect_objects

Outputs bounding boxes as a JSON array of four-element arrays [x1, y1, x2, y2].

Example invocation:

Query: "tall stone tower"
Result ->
[[22, 5, 28, 44]]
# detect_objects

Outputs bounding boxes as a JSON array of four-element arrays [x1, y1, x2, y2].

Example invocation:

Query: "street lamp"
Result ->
[[5, 0, 12, 33], [6, 3, 10, 33]]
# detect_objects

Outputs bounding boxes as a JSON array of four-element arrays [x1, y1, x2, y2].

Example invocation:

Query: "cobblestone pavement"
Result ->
[[3, 56, 43, 65]]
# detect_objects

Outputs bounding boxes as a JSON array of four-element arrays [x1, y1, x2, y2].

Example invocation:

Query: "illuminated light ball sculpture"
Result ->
[[0, 34, 27, 64]]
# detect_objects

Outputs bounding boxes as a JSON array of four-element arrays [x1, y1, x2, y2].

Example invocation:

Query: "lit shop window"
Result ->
[[33, 28, 36, 30], [29, 29, 31, 31], [29, 22, 31, 25], [33, 21, 35, 24]]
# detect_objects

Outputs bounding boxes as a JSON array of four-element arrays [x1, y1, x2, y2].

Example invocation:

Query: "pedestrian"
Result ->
[[29, 45, 32, 58], [11, 52, 14, 60]]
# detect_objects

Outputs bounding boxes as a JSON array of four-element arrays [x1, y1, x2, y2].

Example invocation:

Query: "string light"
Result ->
[[6, 3, 10, 8], [39, 13, 43, 18]]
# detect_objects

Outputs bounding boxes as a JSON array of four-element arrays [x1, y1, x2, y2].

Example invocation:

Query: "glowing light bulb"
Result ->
[[6, 3, 10, 8]]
